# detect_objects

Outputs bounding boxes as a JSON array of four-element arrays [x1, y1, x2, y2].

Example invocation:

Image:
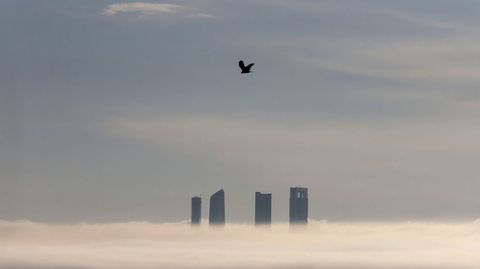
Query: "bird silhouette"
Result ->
[[239, 60, 254, 74]]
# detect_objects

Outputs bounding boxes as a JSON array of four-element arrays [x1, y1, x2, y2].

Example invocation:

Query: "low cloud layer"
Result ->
[[1, 220, 480, 269]]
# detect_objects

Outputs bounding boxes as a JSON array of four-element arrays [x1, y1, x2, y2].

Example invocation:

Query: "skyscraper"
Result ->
[[255, 192, 272, 225], [191, 196, 201, 225], [289, 187, 308, 224], [209, 189, 225, 225]]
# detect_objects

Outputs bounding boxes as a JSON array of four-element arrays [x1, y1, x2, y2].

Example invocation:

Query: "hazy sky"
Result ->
[[2, 0, 480, 223]]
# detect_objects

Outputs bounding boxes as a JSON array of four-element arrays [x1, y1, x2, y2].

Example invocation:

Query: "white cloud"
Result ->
[[102, 2, 214, 19], [1, 220, 480, 269], [103, 2, 184, 16]]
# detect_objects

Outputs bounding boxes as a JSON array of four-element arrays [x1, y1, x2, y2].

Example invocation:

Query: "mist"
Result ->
[[1, 219, 480, 269]]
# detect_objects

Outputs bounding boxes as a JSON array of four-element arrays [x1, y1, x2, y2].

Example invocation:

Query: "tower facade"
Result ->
[[255, 192, 272, 225], [209, 189, 225, 225], [289, 187, 308, 224], [191, 196, 201, 225]]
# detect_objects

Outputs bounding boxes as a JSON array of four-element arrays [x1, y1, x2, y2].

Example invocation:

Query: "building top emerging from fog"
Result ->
[[191, 196, 201, 225], [289, 187, 308, 224], [255, 192, 272, 225], [209, 189, 225, 225]]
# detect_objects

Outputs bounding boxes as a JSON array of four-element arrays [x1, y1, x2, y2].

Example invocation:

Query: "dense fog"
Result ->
[[1, 220, 480, 269]]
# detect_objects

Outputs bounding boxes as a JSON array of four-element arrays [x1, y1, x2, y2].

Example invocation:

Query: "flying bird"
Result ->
[[239, 60, 254, 74]]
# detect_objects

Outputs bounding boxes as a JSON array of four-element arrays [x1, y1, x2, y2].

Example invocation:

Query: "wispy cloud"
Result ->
[[103, 2, 184, 16], [228, 1, 480, 86], [305, 37, 480, 85], [1, 220, 480, 269], [105, 115, 480, 180], [100, 114, 480, 218], [102, 2, 214, 19]]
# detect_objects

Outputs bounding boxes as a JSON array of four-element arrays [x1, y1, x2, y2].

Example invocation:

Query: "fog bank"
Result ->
[[1, 220, 480, 269]]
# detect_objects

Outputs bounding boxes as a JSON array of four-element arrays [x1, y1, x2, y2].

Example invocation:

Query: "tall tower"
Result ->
[[209, 189, 225, 226], [255, 192, 272, 225], [289, 187, 308, 224], [191, 196, 201, 225]]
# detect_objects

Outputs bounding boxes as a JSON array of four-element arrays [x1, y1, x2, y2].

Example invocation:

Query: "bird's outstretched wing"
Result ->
[[239, 60, 246, 70], [246, 63, 254, 70]]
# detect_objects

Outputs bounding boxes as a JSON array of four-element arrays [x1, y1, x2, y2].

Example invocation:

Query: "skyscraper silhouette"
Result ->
[[209, 189, 225, 225], [255, 192, 272, 225], [191, 196, 201, 225], [289, 187, 308, 224]]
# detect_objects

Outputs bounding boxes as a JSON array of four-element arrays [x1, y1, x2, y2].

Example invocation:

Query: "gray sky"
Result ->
[[2, 0, 480, 223]]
